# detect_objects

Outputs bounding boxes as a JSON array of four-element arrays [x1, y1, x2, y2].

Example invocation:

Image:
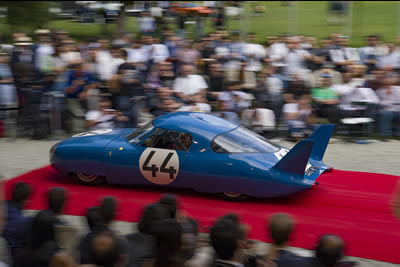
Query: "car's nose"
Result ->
[[49, 142, 60, 162]]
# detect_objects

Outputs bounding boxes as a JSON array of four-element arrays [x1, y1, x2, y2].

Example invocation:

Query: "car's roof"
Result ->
[[153, 112, 238, 140]]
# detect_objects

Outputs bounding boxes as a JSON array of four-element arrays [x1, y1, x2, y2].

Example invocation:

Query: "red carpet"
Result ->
[[4, 166, 400, 263]]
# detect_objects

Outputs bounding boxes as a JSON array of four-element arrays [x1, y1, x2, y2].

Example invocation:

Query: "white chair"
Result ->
[[340, 117, 375, 140]]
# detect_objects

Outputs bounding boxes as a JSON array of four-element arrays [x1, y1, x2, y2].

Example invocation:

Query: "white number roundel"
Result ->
[[139, 148, 180, 185]]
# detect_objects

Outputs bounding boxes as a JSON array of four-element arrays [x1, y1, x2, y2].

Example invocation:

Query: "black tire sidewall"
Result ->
[[219, 193, 248, 202]]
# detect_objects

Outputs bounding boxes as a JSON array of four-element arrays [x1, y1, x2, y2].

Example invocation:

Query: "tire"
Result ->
[[73, 172, 105, 185], [219, 192, 248, 201]]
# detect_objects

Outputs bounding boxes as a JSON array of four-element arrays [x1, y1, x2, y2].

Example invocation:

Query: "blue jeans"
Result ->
[[378, 110, 400, 136]]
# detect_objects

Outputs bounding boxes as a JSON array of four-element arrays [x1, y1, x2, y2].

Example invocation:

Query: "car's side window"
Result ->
[[142, 128, 165, 147], [142, 128, 192, 152]]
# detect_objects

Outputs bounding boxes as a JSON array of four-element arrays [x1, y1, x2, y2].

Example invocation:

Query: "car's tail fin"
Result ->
[[308, 124, 335, 161], [272, 140, 314, 176]]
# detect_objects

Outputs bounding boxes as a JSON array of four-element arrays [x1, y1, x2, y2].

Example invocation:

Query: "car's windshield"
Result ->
[[126, 121, 154, 143], [211, 126, 280, 153]]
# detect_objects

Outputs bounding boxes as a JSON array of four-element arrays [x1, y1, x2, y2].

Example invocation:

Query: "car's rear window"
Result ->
[[211, 126, 280, 153]]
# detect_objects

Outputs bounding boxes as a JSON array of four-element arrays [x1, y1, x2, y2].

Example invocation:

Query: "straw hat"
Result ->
[[34, 29, 51, 35], [14, 36, 33, 46]]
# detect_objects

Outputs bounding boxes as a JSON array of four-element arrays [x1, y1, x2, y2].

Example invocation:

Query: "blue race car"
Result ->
[[50, 112, 334, 200]]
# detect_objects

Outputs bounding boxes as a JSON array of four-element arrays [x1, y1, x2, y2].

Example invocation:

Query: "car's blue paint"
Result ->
[[50, 112, 334, 198]]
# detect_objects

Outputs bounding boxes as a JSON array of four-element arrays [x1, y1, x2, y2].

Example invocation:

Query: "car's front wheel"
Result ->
[[73, 172, 105, 185], [219, 192, 248, 201]]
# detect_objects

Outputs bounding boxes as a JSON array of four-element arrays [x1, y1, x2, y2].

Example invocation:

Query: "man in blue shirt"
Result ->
[[64, 62, 97, 133], [3, 182, 32, 261]]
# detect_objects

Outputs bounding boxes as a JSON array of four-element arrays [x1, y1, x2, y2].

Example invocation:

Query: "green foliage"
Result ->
[[4, 1, 52, 33], [0, 1, 399, 47]]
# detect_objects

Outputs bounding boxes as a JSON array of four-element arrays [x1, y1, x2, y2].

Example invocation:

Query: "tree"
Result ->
[[4, 1, 52, 32], [115, 1, 130, 38]]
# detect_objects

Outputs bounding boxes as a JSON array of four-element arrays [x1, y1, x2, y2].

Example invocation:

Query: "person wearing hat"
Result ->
[[11, 36, 34, 66], [309, 63, 343, 88], [34, 38, 55, 74], [54, 30, 69, 47], [311, 71, 340, 124]]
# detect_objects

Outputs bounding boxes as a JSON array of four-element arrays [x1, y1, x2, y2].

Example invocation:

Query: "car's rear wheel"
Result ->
[[74, 172, 105, 185], [220, 192, 248, 201]]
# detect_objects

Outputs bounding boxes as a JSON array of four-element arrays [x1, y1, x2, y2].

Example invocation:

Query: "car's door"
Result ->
[[106, 127, 192, 186]]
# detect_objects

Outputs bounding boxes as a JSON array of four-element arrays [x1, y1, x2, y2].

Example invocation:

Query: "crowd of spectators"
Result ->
[[0, 181, 359, 267], [1, 23, 400, 140], [1, 6, 400, 141]]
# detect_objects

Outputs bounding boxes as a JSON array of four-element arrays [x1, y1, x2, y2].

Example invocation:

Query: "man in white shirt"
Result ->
[[109, 48, 125, 76], [127, 41, 148, 64], [95, 38, 113, 83], [34, 33, 55, 72], [332, 70, 379, 122], [173, 64, 208, 102], [60, 39, 82, 64], [176, 93, 211, 113], [329, 36, 360, 71], [242, 33, 266, 73], [151, 37, 170, 63], [359, 35, 388, 73], [268, 36, 289, 64], [283, 37, 311, 80], [138, 11, 156, 34]]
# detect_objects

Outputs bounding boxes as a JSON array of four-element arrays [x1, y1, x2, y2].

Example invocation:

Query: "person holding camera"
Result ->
[[86, 98, 128, 130]]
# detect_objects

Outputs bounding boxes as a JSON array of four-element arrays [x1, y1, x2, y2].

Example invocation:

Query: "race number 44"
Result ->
[[139, 148, 180, 185]]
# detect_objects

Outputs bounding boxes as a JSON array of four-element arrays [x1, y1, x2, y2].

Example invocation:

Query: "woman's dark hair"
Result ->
[[151, 219, 183, 267], [210, 213, 244, 261], [28, 210, 57, 249], [158, 194, 178, 219], [159, 194, 178, 218], [100, 196, 117, 225], [48, 187, 66, 215], [17, 210, 58, 267], [86, 206, 102, 231], [138, 203, 170, 234], [11, 182, 31, 208]]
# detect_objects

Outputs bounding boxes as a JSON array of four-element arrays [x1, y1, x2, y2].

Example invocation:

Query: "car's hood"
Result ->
[[58, 128, 134, 148], [71, 128, 133, 137]]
